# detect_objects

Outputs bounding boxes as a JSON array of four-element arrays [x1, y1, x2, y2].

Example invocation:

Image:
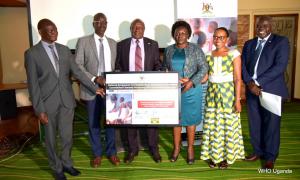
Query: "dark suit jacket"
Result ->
[[25, 41, 98, 115], [115, 37, 161, 71], [242, 34, 289, 98]]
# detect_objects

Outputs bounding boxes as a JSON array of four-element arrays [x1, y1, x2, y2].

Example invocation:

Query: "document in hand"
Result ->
[[259, 91, 282, 116]]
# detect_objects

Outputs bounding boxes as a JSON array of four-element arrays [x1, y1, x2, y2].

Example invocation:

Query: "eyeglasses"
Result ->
[[213, 36, 227, 41]]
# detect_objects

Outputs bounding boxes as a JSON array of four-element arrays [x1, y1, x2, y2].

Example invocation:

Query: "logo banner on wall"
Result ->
[[177, 0, 238, 146]]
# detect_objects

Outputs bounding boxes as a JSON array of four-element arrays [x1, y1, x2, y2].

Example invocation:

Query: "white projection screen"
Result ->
[[28, 0, 175, 49]]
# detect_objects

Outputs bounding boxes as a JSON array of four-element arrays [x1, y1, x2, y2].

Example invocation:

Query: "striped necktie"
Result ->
[[135, 40, 142, 71]]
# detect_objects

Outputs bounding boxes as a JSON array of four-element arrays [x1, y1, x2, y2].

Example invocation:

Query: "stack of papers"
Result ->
[[259, 91, 282, 116]]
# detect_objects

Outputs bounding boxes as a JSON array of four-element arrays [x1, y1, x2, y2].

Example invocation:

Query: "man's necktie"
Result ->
[[135, 40, 142, 71], [253, 39, 266, 62], [48, 45, 59, 76], [250, 39, 266, 75], [98, 38, 105, 75]]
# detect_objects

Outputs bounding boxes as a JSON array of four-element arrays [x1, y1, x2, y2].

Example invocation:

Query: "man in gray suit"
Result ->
[[24, 19, 104, 180], [75, 13, 120, 167]]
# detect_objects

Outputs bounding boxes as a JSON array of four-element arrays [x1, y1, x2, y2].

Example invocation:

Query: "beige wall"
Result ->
[[0, 7, 31, 107], [0, 7, 29, 83], [1, 1, 300, 107], [0, 7, 80, 107], [238, 0, 300, 99]]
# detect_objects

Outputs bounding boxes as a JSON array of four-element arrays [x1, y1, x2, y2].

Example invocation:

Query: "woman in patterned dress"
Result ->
[[163, 20, 208, 164], [200, 27, 245, 169]]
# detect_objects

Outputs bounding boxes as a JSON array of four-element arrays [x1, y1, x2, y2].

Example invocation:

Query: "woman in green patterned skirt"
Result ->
[[200, 27, 245, 169]]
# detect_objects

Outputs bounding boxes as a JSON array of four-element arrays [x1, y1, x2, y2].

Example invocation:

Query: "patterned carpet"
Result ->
[[0, 102, 299, 179]]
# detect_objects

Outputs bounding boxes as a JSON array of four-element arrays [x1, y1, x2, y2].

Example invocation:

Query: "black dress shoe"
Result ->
[[53, 171, 66, 180], [245, 154, 260, 161], [63, 166, 81, 176], [187, 158, 195, 165], [207, 160, 216, 168], [218, 160, 228, 169], [187, 149, 195, 165], [263, 161, 274, 169], [170, 154, 179, 162], [125, 152, 138, 164], [170, 149, 180, 162], [152, 152, 162, 163]]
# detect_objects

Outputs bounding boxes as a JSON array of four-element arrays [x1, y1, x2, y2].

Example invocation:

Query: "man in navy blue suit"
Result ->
[[242, 16, 289, 169], [116, 19, 162, 164]]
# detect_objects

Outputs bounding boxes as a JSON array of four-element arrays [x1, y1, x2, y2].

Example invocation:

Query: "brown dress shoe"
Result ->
[[109, 155, 120, 166], [263, 161, 274, 169], [245, 154, 260, 161], [91, 156, 102, 168]]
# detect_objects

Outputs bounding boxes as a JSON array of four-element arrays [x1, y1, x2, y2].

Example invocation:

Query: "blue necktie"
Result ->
[[250, 39, 265, 76], [253, 39, 265, 62]]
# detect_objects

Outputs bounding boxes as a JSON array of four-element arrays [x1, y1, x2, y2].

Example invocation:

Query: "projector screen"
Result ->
[[28, 0, 175, 49]]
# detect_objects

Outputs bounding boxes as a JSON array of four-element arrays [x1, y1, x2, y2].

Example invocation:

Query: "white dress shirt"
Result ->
[[41, 41, 59, 73], [93, 33, 112, 74]]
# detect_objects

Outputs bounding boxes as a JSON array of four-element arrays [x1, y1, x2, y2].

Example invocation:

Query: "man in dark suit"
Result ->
[[75, 13, 120, 168], [24, 19, 104, 180], [116, 18, 162, 163], [241, 16, 289, 169]]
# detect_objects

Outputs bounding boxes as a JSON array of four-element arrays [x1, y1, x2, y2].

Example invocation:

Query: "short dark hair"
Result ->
[[93, 13, 106, 21], [130, 18, 145, 31], [215, 27, 229, 37], [257, 16, 273, 24], [171, 20, 192, 39], [37, 18, 55, 30]]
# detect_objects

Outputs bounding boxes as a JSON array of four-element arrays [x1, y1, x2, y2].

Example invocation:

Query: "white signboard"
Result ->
[[105, 72, 179, 125]]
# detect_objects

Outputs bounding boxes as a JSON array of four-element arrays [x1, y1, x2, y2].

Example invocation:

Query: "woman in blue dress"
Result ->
[[163, 20, 208, 164]]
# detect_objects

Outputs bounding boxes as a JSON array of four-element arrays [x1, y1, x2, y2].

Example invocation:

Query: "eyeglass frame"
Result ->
[[213, 35, 227, 41]]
